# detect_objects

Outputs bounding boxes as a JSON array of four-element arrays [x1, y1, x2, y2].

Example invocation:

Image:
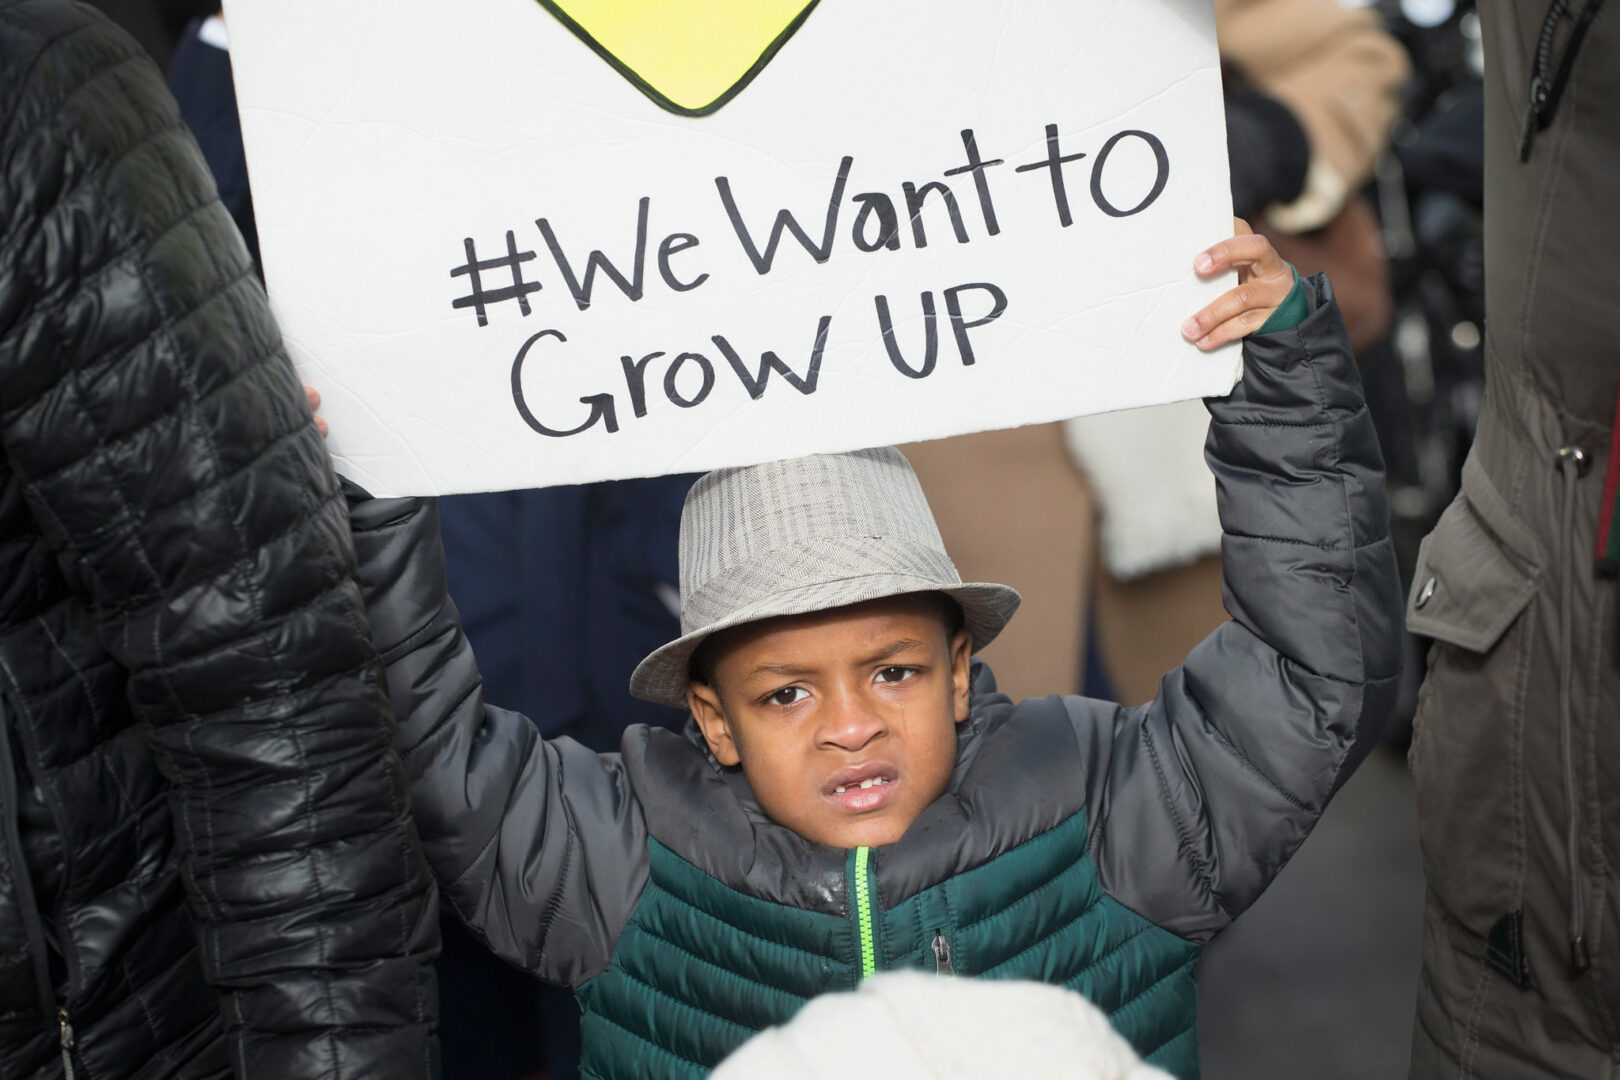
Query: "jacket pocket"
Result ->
[[1406, 463, 1544, 940], [1405, 468, 1540, 651]]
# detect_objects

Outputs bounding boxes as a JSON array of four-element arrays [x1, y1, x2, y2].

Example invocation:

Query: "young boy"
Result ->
[[343, 224, 1402, 1079]]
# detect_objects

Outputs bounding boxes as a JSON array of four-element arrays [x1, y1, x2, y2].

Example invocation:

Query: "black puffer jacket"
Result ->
[[0, 3, 439, 1078]]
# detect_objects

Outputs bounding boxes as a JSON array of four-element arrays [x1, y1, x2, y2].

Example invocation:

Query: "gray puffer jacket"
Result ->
[[349, 275, 1402, 1070]]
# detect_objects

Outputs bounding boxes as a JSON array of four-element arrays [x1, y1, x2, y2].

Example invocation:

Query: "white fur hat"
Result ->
[[711, 972, 1174, 1080]]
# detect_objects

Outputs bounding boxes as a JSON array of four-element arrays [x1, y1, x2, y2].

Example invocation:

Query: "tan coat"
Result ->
[[1216, 0, 1409, 230]]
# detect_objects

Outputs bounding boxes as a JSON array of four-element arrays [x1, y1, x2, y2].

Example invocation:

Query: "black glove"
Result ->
[[1225, 91, 1312, 220]]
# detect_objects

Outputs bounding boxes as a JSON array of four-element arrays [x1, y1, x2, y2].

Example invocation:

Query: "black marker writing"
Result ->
[[716, 157, 853, 274], [1015, 124, 1088, 228], [851, 192, 902, 252], [943, 282, 1008, 365], [943, 129, 1004, 236], [1090, 130, 1170, 217], [876, 282, 1008, 376], [537, 196, 650, 311], [511, 316, 836, 438], [901, 180, 969, 249], [663, 351, 716, 408], [875, 291, 940, 379], [450, 231, 542, 327], [712, 317, 832, 400], [657, 233, 709, 292], [510, 329, 619, 437]]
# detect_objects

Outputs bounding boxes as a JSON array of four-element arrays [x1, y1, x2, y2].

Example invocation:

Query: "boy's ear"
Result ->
[[950, 627, 973, 725], [687, 680, 742, 766]]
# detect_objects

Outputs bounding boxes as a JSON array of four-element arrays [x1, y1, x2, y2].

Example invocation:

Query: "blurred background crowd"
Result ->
[[5, 0, 1583, 1076]]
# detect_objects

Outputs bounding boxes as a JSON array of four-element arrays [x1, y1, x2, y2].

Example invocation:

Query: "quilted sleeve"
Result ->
[[346, 492, 650, 990], [1074, 274, 1404, 940], [0, 5, 439, 1076]]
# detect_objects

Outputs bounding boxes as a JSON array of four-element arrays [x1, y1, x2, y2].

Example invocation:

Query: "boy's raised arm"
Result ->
[[1076, 273, 1403, 940], [346, 491, 650, 987]]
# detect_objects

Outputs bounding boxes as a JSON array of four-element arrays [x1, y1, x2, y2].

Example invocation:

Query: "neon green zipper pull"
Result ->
[[854, 846, 876, 979]]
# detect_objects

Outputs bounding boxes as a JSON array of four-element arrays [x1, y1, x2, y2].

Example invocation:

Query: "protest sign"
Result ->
[[225, 0, 1238, 495]]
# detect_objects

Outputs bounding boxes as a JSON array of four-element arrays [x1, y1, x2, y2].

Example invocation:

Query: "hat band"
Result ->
[[679, 536, 963, 636]]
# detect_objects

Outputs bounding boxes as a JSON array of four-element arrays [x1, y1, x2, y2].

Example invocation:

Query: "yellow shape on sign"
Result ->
[[540, 0, 819, 115]]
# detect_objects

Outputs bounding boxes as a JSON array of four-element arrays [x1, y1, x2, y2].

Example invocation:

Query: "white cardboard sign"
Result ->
[[225, 0, 1238, 496]]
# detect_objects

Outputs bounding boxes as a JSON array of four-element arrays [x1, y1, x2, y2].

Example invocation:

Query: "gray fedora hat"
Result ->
[[629, 447, 1021, 707]]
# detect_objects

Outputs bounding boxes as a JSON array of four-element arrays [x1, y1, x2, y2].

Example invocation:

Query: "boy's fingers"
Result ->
[[1194, 233, 1275, 276], [1181, 275, 1294, 341], [303, 384, 327, 438], [1192, 307, 1272, 351]]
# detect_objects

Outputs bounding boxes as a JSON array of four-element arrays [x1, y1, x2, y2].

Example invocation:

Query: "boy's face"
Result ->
[[687, 594, 973, 849]]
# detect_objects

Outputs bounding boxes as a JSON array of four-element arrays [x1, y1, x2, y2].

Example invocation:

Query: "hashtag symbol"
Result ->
[[450, 231, 542, 327]]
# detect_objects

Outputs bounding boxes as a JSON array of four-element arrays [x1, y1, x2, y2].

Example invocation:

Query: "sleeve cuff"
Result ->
[[1255, 265, 1307, 335]]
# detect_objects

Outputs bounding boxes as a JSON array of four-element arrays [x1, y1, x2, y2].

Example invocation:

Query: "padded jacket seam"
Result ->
[[399, 668, 479, 763], [1134, 1002, 1199, 1060], [34, 100, 176, 699], [93, 486, 341, 623], [947, 816, 1089, 932], [640, 889, 841, 969], [160, 656, 375, 732], [954, 853, 1097, 938], [442, 829, 501, 900], [980, 886, 1119, 975], [0, 14, 110, 148], [1070, 930, 1182, 1007], [1197, 707, 1313, 814], [620, 918, 806, 1026], [18, 316, 277, 487], [1222, 533, 1386, 553], [649, 852, 846, 965], [1142, 720, 1220, 901], [0, 118, 217, 319], [609, 963, 755, 1042], [582, 1009, 711, 1071], [1215, 406, 1364, 427]]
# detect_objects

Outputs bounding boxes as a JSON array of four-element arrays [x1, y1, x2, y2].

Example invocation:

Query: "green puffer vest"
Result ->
[[576, 809, 1200, 1079]]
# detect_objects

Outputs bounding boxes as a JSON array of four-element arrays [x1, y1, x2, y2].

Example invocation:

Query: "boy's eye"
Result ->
[[766, 686, 807, 706], [876, 666, 916, 684]]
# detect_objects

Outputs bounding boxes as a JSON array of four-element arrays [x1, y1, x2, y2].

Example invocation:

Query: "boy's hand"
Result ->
[[305, 385, 328, 438], [1181, 217, 1295, 351]]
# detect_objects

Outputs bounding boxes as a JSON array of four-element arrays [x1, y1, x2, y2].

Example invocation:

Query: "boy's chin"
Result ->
[[807, 809, 918, 850]]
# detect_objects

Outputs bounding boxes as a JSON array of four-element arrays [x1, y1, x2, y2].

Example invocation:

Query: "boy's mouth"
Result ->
[[822, 763, 899, 812]]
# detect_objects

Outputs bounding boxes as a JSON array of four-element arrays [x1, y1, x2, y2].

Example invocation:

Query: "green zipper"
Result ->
[[853, 846, 876, 978]]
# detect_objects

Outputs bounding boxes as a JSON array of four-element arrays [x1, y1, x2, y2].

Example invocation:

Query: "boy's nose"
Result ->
[[816, 689, 888, 752]]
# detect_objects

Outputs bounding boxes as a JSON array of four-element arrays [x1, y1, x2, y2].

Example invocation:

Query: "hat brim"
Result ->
[[629, 573, 1021, 708]]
